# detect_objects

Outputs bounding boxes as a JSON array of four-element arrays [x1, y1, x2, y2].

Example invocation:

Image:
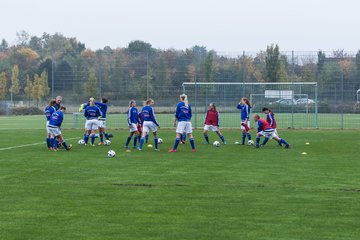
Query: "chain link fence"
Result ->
[[1, 50, 359, 129]]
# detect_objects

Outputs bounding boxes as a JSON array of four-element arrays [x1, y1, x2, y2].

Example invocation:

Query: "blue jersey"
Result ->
[[44, 106, 56, 121], [84, 105, 102, 120], [127, 107, 139, 125], [48, 110, 64, 127], [175, 102, 192, 121], [237, 103, 251, 121], [141, 106, 159, 126], [83, 101, 107, 119]]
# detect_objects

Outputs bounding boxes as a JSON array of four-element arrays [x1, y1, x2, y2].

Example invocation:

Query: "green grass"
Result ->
[[0, 124, 359, 239], [1, 112, 360, 130]]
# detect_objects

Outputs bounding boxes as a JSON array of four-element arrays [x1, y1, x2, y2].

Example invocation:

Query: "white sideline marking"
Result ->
[[0, 137, 78, 151]]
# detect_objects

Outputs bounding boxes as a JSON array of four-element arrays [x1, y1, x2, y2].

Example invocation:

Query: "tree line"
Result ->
[[0, 31, 359, 105]]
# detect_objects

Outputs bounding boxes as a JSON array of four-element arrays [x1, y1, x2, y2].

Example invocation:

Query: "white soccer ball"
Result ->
[[105, 140, 111, 146], [213, 141, 220, 147], [107, 150, 116, 158], [78, 139, 85, 145], [158, 138, 163, 144], [248, 140, 254, 145]]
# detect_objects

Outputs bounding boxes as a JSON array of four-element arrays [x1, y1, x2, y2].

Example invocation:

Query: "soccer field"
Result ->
[[0, 123, 359, 239]]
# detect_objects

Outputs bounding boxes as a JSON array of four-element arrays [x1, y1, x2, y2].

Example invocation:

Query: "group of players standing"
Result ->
[[44, 94, 290, 152]]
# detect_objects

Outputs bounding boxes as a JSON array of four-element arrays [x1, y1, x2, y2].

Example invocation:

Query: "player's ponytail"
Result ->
[[180, 94, 188, 107], [48, 99, 56, 108]]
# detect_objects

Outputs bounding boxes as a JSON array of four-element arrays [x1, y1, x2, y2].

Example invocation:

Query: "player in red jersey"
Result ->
[[203, 103, 226, 144], [253, 114, 290, 148]]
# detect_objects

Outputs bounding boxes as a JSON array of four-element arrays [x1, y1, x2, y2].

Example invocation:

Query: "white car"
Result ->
[[296, 98, 315, 104]]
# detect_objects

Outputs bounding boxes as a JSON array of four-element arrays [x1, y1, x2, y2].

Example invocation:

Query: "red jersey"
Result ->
[[257, 118, 272, 132], [204, 109, 219, 126], [266, 112, 277, 129]]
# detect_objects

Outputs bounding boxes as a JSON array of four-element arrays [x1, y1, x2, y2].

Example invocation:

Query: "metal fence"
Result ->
[[0, 50, 359, 129]]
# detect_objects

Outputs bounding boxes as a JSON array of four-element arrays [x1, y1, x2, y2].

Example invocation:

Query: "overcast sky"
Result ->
[[1, 0, 359, 52]]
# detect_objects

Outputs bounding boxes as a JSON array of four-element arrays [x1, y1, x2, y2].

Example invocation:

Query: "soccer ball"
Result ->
[[78, 139, 85, 145], [105, 140, 111, 146], [213, 141, 220, 147], [107, 150, 116, 158], [158, 138, 163, 144], [248, 140, 254, 145]]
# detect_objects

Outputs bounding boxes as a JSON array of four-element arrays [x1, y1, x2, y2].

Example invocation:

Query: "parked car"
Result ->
[[296, 98, 315, 104], [269, 98, 297, 106]]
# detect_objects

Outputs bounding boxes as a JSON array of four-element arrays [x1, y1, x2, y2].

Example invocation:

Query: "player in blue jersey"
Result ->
[[47, 106, 72, 151], [253, 114, 290, 148], [80, 98, 110, 145], [237, 97, 252, 145], [138, 98, 160, 151], [125, 100, 140, 149], [84, 98, 102, 146], [44, 99, 56, 150], [169, 94, 196, 152]]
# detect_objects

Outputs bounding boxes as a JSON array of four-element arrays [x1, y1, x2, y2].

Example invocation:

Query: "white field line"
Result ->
[[0, 137, 78, 151]]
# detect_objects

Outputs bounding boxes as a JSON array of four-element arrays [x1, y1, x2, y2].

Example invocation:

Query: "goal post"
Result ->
[[182, 82, 318, 129]]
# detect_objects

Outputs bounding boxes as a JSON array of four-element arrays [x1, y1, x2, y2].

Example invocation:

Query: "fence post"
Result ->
[[315, 83, 318, 129], [194, 76, 198, 129], [341, 68, 344, 130], [291, 50, 295, 129]]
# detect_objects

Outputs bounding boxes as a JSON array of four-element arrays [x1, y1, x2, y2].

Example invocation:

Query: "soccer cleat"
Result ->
[[108, 134, 114, 138], [48, 147, 53, 150], [132, 146, 137, 149], [98, 142, 104, 145], [67, 144, 73, 151], [285, 144, 290, 149], [191, 149, 197, 152], [53, 148, 58, 151], [91, 144, 95, 147], [204, 142, 210, 145], [255, 145, 260, 148], [223, 141, 227, 145], [154, 149, 160, 151], [180, 141, 186, 144], [138, 148, 142, 151], [168, 149, 177, 153]]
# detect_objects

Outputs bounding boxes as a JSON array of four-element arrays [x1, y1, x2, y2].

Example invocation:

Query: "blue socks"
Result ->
[[133, 135, 138, 148], [84, 134, 89, 144], [46, 138, 50, 148], [125, 136, 131, 148], [280, 138, 289, 146], [91, 134, 95, 145], [154, 137, 158, 149], [204, 134, 209, 143], [262, 137, 269, 145], [220, 135, 225, 143], [247, 133, 252, 141], [99, 133, 104, 142], [139, 137, 145, 150], [53, 138, 59, 149], [182, 133, 186, 142], [256, 136, 260, 147], [145, 134, 149, 143], [104, 132, 110, 140], [189, 138, 195, 150], [242, 133, 246, 144], [172, 138, 180, 150]]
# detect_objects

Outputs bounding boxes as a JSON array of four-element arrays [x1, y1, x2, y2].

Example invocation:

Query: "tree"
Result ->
[[0, 72, 6, 99], [0, 39, 8, 52], [24, 75, 33, 105], [265, 44, 280, 82], [40, 70, 50, 97], [10, 65, 20, 104], [203, 51, 214, 82], [31, 74, 42, 105], [127, 40, 153, 54], [85, 68, 98, 98]]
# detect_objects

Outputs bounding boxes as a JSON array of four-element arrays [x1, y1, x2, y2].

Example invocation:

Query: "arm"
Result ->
[[236, 104, 242, 109], [204, 110, 208, 125], [257, 121, 262, 133], [217, 111, 220, 127], [269, 113, 274, 127], [188, 105, 192, 119], [150, 108, 159, 127], [127, 108, 132, 125]]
